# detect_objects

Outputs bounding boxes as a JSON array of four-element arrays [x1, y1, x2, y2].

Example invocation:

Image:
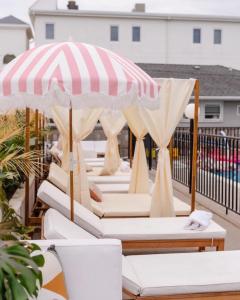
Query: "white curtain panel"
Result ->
[[100, 111, 126, 175], [124, 105, 149, 193], [52, 106, 102, 210], [140, 78, 196, 217]]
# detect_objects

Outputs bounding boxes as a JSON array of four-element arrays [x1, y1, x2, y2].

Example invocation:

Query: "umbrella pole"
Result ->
[[25, 107, 30, 225], [191, 80, 200, 212], [34, 109, 39, 197], [69, 108, 74, 221]]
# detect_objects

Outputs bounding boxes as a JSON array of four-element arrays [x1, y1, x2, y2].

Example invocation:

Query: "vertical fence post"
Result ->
[[25, 107, 30, 225], [191, 80, 200, 212]]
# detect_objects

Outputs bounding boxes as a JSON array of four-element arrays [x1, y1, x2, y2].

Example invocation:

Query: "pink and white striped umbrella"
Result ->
[[0, 42, 159, 112]]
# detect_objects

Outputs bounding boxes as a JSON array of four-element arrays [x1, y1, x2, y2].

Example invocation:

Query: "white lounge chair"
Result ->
[[36, 239, 240, 300], [48, 163, 191, 217], [38, 182, 226, 251]]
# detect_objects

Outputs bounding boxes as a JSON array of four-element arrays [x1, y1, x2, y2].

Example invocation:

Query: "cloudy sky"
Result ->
[[1, 0, 240, 24]]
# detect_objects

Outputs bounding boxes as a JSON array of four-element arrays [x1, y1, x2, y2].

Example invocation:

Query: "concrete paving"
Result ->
[[173, 181, 240, 250]]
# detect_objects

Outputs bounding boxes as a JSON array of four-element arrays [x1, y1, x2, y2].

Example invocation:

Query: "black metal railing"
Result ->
[[148, 128, 240, 215], [178, 127, 240, 137], [174, 130, 240, 215]]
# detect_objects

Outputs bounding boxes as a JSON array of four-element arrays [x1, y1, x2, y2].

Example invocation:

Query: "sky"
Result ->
[[2, 0, 240, 24]]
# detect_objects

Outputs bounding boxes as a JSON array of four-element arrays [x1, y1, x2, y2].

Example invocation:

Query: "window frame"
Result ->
[[203, 102, 223, 122], [193, 28, 201, 44], [110, 25, 119, 42], [236, 105, 240, 116], [132, 26, 141, 42], [214, 29, 222, 45], [45, 23, 55, 40]]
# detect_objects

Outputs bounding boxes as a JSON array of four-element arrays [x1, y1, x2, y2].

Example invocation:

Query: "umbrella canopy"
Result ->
[[0, 42, 159, 113]]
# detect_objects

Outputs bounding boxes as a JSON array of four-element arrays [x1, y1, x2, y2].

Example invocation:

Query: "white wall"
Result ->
[[33, 14, 240, 69], [34, 15, 166, 63], [0, 26, 28, 68]]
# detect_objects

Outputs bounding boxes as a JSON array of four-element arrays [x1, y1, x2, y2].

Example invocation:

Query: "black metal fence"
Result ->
[[178, 127, 240, 137], [173, 129, 240, 215], [148, 128, 240, 215]]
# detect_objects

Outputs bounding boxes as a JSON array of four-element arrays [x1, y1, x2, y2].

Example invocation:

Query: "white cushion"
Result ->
[[48, 163, 68, 193], [93, 194, 191, 217], [87, 161, 104, 167], [102, 217, 226, 240], [122, 256, 141, 296], [44, 208, 96, 240], [97, 184, 129, 194], [88, 175, 131, 184], [173, 196, 191, 216], [33, 239, 122, 300], [38, 181, 103, 237], [95, 194, 151, 217], [85, 158, 105, 162], [123, 251, 240, 296]]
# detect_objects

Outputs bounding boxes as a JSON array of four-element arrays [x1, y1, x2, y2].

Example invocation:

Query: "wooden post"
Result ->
[[169, 137, 173, 171], [129, 129, 133, 168], [191, 80, 200, 212], [69, 108, 74, 221], [25, 107, 30, 225]]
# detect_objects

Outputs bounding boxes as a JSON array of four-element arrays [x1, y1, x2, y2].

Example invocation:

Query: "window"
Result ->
[[237, 105, 240, 116], [204, 104, 222, 120], [214, 29, 222, 44], [193, 28, 201, 44], [46, 23, 54, 39], [110, 26, 119, 41], [132, 26, 141, 42]]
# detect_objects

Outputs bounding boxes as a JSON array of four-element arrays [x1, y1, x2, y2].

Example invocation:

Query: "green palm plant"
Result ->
[[0, 242, 44, 300], [0, 112, 43, 240], [0, 113, 45, 300]]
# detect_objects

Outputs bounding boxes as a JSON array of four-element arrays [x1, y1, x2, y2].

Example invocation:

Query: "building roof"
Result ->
[[0, 15, 28, 25], [0, 15, 33, 40], [138, 64, 240, 98], [29, 0, 240, 23]]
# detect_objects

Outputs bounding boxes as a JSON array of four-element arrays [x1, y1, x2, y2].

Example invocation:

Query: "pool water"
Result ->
[[217, 170, 240, 182]]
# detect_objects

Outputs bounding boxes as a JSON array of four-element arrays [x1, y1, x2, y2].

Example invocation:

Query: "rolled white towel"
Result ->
[[119, 161, 130, 173], [184, 210, 213, 231]]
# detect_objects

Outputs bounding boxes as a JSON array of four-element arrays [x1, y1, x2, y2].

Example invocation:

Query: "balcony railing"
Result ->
[[147, 128, 240, 216]]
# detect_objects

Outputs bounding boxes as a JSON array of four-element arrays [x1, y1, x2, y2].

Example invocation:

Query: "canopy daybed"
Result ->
[[46, 163, 190, 217], [34, 239, 240, 300], [39, 187, 225, 252]]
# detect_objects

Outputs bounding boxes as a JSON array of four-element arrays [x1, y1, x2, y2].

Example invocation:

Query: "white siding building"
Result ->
[[30, 0, 240, 70], [0, 15, 33, 69]]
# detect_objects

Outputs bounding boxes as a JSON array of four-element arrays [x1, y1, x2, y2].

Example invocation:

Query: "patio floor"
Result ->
[[174, 182, 240, 250]]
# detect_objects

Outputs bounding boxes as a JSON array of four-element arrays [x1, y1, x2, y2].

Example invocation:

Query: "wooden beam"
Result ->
[[129, 129, 133, 167], [191, 80, 200, 212], [25, 107, 30, 226], [69, 108, 74, 221]]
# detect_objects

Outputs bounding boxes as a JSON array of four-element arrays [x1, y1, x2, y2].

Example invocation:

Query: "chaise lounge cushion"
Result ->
[[48, 163, 68, 193], [93, 193, 151, 217], [44, 209, 97, 240], [123, 251, 240, 296], [101, 217, 226, 240], [92, 194, 191, 217], [38, 181, 103, 238]]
